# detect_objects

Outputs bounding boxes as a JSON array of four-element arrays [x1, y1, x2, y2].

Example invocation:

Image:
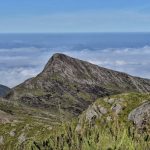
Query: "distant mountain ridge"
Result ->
[[0, 84, 10, 97], [6, 53, 150, 119]]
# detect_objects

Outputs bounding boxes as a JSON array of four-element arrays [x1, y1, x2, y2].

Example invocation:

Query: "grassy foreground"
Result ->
[[0, 93, 150, 149], [31, 93, 150, 150], [31, 121, 150, 150]]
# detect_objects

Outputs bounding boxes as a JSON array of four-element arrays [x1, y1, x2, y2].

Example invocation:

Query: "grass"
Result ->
[[0, 117, 54, 150], [77, 92, 92, 102], [30, 93, 150, 150], [30, 120, 150, 150], [0, 93, 150, 149]]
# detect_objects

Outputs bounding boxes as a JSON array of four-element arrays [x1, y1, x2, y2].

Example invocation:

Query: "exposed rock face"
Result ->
[[111, 103, 123, 115], [5, 53, 150, 119], [77, 97, 124, 126], [76, 93, 150, 132], [0, 85, 10, 97], [85, 104, 107, 122], [128, 101, 150, 128]]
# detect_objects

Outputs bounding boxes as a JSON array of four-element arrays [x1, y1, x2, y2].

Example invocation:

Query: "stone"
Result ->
[[0, 136, 4, 145], [85, 108, 99, 122], [10, 129, 15, 137], [18, 133, 26, 144], [76, 124, 82, 133], [111, 103, 122, 114], [103, 98, 108, 103], [98, 106, 107, 114], [108, 98, 115, 104], [128, 101, 150, 128], [107, 116, 112, 121]]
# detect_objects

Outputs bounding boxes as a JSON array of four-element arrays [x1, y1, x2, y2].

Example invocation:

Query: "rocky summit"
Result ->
[[5, 53, 150, 119]]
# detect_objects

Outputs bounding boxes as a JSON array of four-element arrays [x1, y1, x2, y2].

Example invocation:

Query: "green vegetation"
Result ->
[[0, 93, 150, 149], [31, 120, 150, 150], [77, 92, 92, 102], [0, 117, 53, 150], [30, 93, 150, 150]]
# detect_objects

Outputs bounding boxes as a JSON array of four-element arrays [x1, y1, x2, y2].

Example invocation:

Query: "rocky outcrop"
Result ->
[[85, 104, 108, 122], [76, 93, 150, 132], [128, 101, 150, 128], [76, 97, 125, 127]]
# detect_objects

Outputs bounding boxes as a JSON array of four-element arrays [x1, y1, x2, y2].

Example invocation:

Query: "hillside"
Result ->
[[0, 85, 10, 97], [0, 54, 150, 149], [0, 93, 149, 149], [31, 93, 150, 150], [6, 53, 150, 119]]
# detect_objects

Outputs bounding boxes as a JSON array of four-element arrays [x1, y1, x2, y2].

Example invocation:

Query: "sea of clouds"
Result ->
[[0, 46, 150, 87]]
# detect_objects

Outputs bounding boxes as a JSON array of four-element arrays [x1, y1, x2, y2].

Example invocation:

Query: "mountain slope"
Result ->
[[0, 93, 149, 150], [6, 53, 150, 119], [0, 54, 150, 149], [0, 85, 10, 97], [31, 93, 150, 150]]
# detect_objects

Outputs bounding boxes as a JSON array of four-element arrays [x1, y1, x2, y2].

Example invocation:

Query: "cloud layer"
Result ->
[[0, 46, 150, 88]]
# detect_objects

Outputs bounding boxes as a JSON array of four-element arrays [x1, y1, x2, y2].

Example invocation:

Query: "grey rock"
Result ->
[[9, 129, 15, 137], [111, 103, 123, 114], [108, 98, 115, 104], [0, 136, 3, 145], [18, 133, 26, 144], [76, 124, 82, 133], [85, 107, 99, 122], [128, 101, 150, 128], [98, 106, 107, 114], [83, 104, 108, 123], [107, 116, 112, 121], [103, 98, 109, 103]]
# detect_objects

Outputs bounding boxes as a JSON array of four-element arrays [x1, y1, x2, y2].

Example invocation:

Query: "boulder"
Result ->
[[128, 101, 150, 128]]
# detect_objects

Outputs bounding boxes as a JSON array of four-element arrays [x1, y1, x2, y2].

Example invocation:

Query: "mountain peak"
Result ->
[[43, 53, 73, 72], [51, 53, 74, 62], [41, 53, 150, 92], [7, 53, 150, 117], [52, 53, 69, 59]]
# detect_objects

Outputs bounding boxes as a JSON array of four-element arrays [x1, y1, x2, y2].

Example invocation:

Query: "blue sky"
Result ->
[[0, 1, 150, 87], [0, 0, 150, 32]]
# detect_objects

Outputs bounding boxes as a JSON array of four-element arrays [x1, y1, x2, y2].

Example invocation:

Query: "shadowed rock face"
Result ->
[[5, 53, 150, 118], [0, 85, 10, 97]]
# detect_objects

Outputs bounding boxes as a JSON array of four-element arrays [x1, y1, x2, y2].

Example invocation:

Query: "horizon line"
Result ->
[[0, 31, 150, 34]]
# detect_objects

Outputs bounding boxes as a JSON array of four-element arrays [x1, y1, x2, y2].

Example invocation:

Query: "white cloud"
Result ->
[[0, 46, 150, 87], [115, 60, 127, 66], [63, 46, 150, 79]]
